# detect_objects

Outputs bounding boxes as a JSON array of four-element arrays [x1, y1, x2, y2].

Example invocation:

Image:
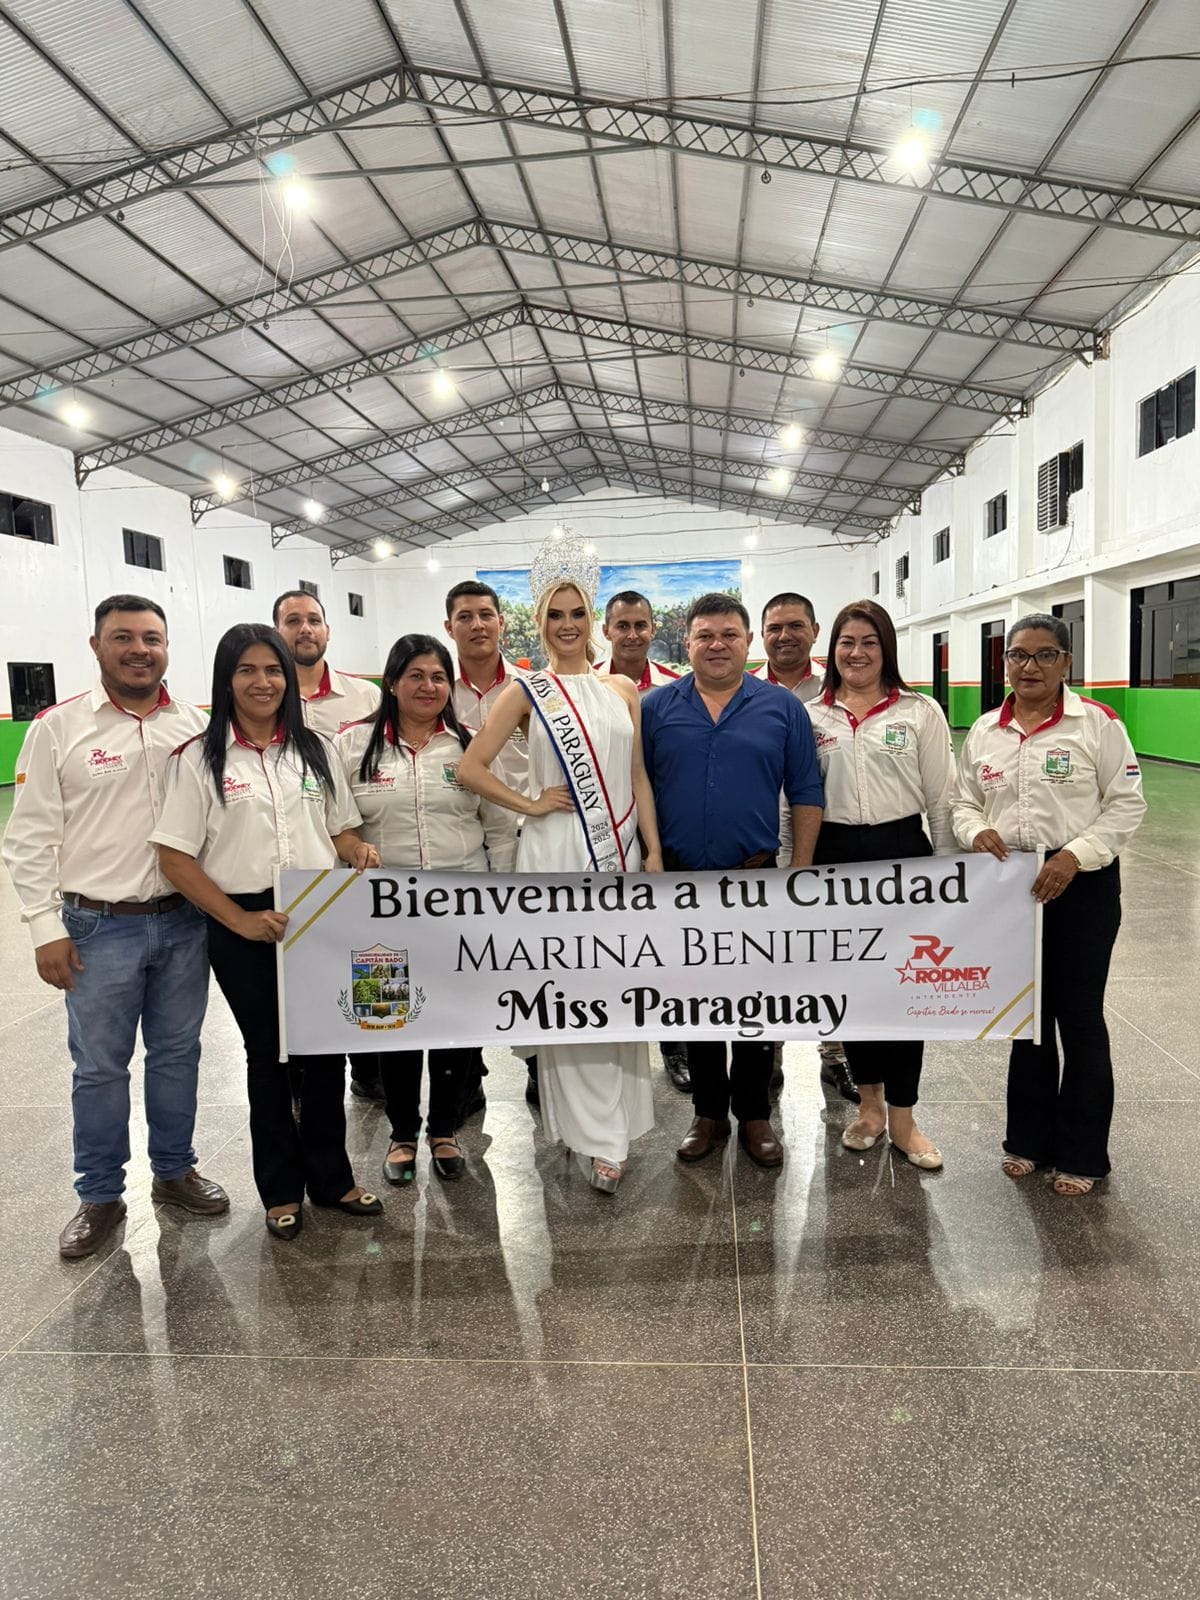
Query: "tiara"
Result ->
[[528, 525, 600, 608]]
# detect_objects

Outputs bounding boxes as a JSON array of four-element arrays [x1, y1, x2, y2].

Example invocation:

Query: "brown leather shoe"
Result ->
[[151, 1170, 230, 1215], [58, 1200, 127, 1260], [739, 1119, 784, 1168], [677, 1116, 732, 1163]]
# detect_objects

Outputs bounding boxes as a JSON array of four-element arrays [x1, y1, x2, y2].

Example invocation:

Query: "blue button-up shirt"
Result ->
[[641, 673, 823, 869]]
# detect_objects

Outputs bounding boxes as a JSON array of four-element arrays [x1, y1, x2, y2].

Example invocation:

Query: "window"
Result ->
[[223, 555, 252, 589], [0, 491, 55, 544], [348, 592, 364, 618], [1137, 369, 1195, 457], [871, 570, 880, 596], [299, 579, 320, 598], [933, 527, 950, 564], [1132, 576, 1200, 689], [122, 528, 164, 571], [894, 554, 909, 596], [8, 661, 56, 721], [1036, 442, 1084, 532], [984, 491, 1007, 538]]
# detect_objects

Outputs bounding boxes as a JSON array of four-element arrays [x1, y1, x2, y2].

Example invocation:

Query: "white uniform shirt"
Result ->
[[951, 687, 1146, 871], [750, 660, 824, 704], [594, 656, 681, 694], [150, 725, 361, 894], [807, 687, 957, 854], [301, 665, 381, 738], [2, 682, 207, 948], [333, 720, 518, 873], [452, 657, 529, 794]]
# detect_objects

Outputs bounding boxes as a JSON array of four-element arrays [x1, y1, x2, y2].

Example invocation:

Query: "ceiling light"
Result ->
[[373, 539, 391, 558], [431, 370, 456, 400], [212, 473, 237, 501], [743, 532, 759, 549], [540, 477, 550, 493], [426, 555, 440, 572], [302, 499, 325, 523], [812, 350, 842, 382], [893, 128, 932, 173], [767, 467, 791, 492], [61, 400, 90, 430], [585, 543, 597, 555], [550, 523, 564, 540], [778, 423, 804, 450], [280, 179, 311, 213]]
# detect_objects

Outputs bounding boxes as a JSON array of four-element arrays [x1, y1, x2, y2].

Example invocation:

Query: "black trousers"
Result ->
[[349, 1049, 473, 1142], [207, 891, 354, 1209], [813, 815, 933, 1109], [1006, 858, 1121, 1179]]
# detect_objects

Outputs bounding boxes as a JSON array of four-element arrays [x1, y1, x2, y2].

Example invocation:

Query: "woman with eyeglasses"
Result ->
[[333, 633, 518, 1187], [952, 614, 1145, 1196], [807, 599, 956, 1170]]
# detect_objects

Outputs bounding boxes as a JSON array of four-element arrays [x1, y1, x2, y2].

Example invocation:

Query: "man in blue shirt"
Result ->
[[642, 593, 824, 1168]]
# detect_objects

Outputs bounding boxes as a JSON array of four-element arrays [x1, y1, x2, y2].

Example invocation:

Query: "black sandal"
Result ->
[[312, 1189, 383, 1217], [265, 1205, 302, 1241], [427, 1134, 465, 1181], [383, 1141, 418, 1186]]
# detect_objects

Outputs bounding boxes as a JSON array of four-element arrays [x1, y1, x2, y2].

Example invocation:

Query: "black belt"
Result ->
[[63, 892, 185, 916]]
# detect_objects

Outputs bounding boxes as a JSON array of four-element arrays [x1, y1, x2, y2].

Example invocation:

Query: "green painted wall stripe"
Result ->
[[0, 720, 29, 787]]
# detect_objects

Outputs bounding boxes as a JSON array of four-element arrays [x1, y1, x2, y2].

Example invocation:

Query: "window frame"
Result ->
[[1137, 369, 1195, 458], [984, 491, 1007, 538], [348, 592, 364, 618], [932, 526, 950, 564], [8, 661, 57, 721], [223, 554, 253, 590], [0, 490, 56, 545], [122, 527, 164, 572], [1131, 575, 1200, 689]]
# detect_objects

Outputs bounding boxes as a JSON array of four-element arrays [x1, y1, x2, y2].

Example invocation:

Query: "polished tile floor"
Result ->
[[1, 768, 1198, 1600]]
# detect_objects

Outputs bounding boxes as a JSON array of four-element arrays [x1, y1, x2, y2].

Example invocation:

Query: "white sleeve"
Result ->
[[149, 751, 212, 859], [1, 717, 69, 949], [1063, 717, 1147, 870], [323, 742, 363, 836], [917, 702, 957, 855], [950, 724, 991, 849]]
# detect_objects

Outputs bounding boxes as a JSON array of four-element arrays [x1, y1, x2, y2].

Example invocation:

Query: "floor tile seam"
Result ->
[[5, 1118, 250, 1357], [0, 997, 61, 1033], [728, 1149, 765, 1600], [742, 1360, 1200, 1378], [1105, 1004, 1200, 1084], [1125, 846, 1200, 881], [4, 1349, 748, 1369]]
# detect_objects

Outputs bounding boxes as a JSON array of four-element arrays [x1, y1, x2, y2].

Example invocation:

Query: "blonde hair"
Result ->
[[534, 583, 597, 666]]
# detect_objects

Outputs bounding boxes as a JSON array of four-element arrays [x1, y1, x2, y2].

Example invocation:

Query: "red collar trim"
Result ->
[[232, 720, 285, 749], [823, 686, 900, 730], [107, 683, 171, 718], [998, 690, 1065, 740], [459, 658, 506, 696], [393, 717, 446, 751], [304, 664, 333, 702]]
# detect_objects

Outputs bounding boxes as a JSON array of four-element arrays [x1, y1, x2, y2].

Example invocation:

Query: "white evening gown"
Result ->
[[517, 672, 654, 1166]]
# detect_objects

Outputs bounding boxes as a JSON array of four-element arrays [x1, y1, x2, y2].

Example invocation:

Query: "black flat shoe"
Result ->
[[428, 1135, 465, 1181], [819, 1058, 861, 1104], [265, 1206, 302, 1241], [382, 1142, 417, 1186], [313, 1191, 383, 1217]]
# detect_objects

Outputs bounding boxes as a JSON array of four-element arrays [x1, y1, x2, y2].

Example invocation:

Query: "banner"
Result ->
[[276, 853, 1040, 1057]]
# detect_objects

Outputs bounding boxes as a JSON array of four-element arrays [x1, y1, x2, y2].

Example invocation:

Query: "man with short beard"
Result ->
[[273, 589, 380, 738]]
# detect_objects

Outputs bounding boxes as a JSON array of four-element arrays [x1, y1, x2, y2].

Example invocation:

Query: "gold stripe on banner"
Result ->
[[976, 981, 1036, 1041], [283, 871, 360, 952], [1007, 1012, 1034, 1039], [283, 869, 331, 916]]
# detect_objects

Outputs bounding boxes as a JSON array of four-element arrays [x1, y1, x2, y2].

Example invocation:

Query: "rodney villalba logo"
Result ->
[[895, 934, 991, 994], [338, 944, 424, 1031], [86, 747, 127, 778]]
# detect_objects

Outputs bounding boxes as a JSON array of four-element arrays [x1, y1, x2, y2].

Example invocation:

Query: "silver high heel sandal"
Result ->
[[589, 1158, 624, 1194]]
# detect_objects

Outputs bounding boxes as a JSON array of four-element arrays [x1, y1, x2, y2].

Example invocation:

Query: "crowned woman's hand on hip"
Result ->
[[528, 785, 575, 817]]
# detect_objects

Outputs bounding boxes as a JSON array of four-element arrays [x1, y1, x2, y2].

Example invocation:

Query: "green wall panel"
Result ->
[[1121, 689, 1200, 765], [948, 685, 981, 729], [0, 719, 28, 787]]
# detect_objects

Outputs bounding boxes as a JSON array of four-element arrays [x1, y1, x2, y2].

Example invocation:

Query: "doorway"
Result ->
[[1052, 600, 1085, 685], [981, 619, 1006, 712], [932, 631, 949, 718]]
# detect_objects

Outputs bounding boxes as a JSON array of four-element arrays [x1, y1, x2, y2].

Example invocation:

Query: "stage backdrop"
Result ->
[[478, 558, 741, 669], [276, 854, 1040, 1058]]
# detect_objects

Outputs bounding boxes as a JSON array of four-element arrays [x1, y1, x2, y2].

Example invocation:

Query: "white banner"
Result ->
[[276, 853, 1040, 1057]]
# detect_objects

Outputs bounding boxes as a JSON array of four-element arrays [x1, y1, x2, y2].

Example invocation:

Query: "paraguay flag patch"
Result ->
[[1125, 763, 1140, 778]]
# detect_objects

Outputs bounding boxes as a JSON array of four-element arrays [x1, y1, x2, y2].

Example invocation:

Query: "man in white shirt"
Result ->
[[754, 591, 857, 1105], [273, 589, 381, 738], [274, 588, 383, 1100], [444, 580, 533, 1112], [2, 595, 229, 1259], [596, 590, 681, 693]]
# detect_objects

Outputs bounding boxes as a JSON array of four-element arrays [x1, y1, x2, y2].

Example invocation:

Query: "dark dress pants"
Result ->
[[813, 815, 933, 1108], [688, 1040, 774, 1122], [351, 1048, 473, 1142], [207, 891, 354, 1209], [1006, 857, 1121, 1179]]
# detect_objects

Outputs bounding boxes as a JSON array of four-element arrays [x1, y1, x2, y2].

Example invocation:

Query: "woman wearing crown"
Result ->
[[458, 532, 662, 1192]]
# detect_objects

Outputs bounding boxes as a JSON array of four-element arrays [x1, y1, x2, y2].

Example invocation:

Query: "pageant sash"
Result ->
[[520, 672, 627, 873]]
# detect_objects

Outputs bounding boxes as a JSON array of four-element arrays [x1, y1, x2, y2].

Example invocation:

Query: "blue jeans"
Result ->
[[62, 901, 209, 1203]]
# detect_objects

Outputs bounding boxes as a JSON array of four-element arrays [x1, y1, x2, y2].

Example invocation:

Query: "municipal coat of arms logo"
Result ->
[[337, 944, 425, 1031]]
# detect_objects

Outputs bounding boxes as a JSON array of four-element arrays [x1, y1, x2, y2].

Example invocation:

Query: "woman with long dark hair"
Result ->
[[807, 599, 956, 1170], [152, 623, 383, 1241], [334, 633, 517, 1186]]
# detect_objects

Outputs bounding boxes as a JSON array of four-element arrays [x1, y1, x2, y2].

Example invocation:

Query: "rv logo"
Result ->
[[895, 933, 991, 993]]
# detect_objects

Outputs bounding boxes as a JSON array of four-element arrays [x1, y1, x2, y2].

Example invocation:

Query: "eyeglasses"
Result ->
[[1004, 648, 1067, 667]]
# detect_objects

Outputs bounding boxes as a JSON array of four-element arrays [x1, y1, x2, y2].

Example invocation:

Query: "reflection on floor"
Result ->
[[1, 768, 1198, 1600]]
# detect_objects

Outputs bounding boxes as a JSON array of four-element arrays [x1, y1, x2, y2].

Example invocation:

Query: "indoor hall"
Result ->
[[1, 1, 1199, 1596]]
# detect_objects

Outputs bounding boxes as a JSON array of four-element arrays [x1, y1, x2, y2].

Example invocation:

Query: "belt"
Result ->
[[63, 892, 186, 917], [663, 848, 778, 872]]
